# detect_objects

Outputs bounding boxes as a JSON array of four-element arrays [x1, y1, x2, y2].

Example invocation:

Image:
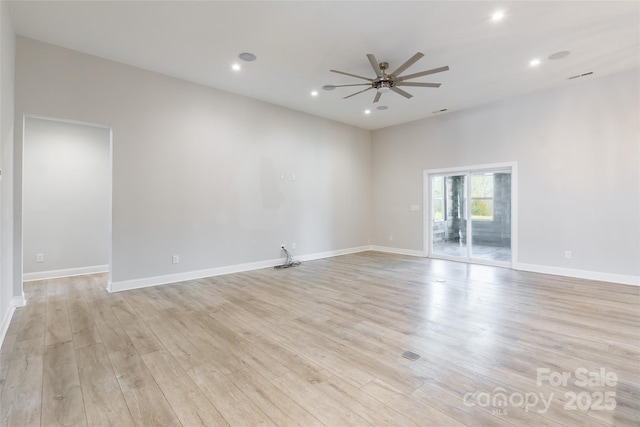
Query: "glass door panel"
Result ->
[[469, 171, 512, 263], [431, 174, 468, 259]]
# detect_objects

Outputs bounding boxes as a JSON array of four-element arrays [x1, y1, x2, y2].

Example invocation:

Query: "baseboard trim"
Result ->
[[12, 295, 26, 308], [371, 246, 638, 286], [23, 265, 109, 282], [108, 258, 281, 293], [101, 247, 640, 292], [0, 296, 26, 350], [370, 245, 426, 257], [297, 245, 372, 262], [108, 246, 371, 293], [514, 262, 640, 287]]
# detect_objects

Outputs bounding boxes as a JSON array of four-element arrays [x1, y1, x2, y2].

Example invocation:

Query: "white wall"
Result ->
[[11, 37, 637, 292], [0, 0, 18, 340], [15, 37, 372, 288], [372, 69, 640, 283], [23, 117, 110, 278]]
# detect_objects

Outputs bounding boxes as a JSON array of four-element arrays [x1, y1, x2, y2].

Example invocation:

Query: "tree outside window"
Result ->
[[432, 176, 444, 221], [471, 174, 493, 220]]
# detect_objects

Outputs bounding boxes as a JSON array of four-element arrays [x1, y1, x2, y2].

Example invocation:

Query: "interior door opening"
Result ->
[[22, 115, 112, 287]]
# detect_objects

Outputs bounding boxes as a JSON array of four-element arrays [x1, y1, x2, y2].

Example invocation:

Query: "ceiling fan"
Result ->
[[323, 52, 449, 103]]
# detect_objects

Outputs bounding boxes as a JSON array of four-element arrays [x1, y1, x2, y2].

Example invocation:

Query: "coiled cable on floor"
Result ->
[[274, 247, 301, 269]]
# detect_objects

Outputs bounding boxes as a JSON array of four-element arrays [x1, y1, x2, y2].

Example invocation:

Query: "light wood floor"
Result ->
[[1, 251, 638, 426]]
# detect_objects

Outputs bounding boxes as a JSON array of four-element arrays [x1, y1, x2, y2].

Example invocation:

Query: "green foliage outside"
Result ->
[[432, 177, 444, 221], [472, 199, 488, 216], [433, 199, 443, 221], [471, 174, 493, 220], [471, 199, 493, 220]]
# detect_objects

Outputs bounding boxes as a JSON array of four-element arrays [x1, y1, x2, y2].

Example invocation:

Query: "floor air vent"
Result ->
[[402, 351, 421, 361]]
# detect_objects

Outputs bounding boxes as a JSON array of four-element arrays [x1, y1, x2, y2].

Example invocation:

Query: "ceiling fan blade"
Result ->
[[396, 82, 441, 88], [330, 83, 373, 88], [343, 87, 373, 99], [397, 66, 450, 81], [373, 92, 382, 103], [330, 69, 373, 81], [390, 86, 413, 99], [367, 54, 383, 77], [390, 52, 424, 77]]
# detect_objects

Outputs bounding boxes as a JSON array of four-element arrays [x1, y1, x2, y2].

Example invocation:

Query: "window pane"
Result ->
[[471, 174, 494, 220], [471, 199, 493, 219], [471, 174, 493, 198], [432, 174, 467, 258], [433, 199, 443, 221], [433, 176, 443, 198], [470, 172, 511, 263]]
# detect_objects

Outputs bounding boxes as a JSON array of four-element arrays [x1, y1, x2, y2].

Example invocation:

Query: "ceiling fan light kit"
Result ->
[[325, 52, 449, 104]]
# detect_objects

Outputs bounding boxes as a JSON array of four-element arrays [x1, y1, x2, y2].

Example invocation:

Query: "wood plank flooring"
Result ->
[[1, 251, 638, 426]]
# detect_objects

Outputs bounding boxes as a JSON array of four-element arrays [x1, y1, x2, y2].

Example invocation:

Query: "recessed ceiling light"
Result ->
[[491, 10, 505, 21], [311, 90, 318, 97], [231, 63, 241, 71], [364, 109, 371, 115], [548, 51, 571, 60], [529, 58, 541, 67], [238, 52, 257, 62], [376, 105, 388, 110]]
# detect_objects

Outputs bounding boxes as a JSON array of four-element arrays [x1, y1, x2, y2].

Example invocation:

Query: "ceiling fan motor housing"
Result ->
[[375, 80, 393, 92], [375, 63, 394, 92]]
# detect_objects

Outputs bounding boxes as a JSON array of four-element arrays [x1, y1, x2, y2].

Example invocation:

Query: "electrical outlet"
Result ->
[[291, 242, 296, 249], [36, 253, 44, 263], [172, 255, 180, 264], [389, 235, 394, 241], [564, 250, 572, 259]]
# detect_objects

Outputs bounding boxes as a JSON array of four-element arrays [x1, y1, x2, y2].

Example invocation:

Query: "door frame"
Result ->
[[20, 114, 113, 289], [423, 161, 518, 267]]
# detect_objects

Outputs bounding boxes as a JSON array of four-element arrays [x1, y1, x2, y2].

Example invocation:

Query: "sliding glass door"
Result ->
[[431, 174, 468, 258], [429, 167, 512, 266]]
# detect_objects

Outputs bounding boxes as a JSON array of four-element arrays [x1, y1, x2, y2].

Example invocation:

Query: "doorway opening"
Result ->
[[424, 163, 516, 267], [21, 115, 112, 286]]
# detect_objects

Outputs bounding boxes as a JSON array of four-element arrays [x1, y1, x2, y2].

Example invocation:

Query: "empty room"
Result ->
[[0, 1, 638, 426]]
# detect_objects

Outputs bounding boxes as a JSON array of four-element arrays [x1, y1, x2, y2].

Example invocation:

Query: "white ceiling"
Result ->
[[8, 1, 640, 130]]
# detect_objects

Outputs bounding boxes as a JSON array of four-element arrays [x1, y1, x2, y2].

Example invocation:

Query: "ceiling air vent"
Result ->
[[568, 71, 593, 80]]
